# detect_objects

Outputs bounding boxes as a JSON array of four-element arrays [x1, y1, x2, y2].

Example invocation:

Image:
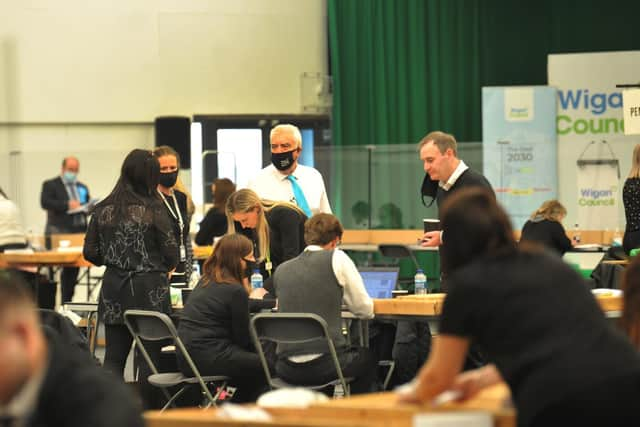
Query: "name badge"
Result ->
[[265, 261, 273, 271], [179, 245, 187, 262]]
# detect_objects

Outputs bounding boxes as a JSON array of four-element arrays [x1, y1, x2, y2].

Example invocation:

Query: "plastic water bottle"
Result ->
[[250, 269, 263, 290], [188, 262, 201, 288], [573, 223, 581, 244], [414, 268, 427, 295]]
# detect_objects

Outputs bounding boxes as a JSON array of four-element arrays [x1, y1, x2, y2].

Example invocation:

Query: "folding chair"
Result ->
[[123, 310, 229, 411], [249, 312, 354, 397]]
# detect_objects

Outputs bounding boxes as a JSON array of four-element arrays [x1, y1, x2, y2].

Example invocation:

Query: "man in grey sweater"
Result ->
[[273, 213, 376, 394]]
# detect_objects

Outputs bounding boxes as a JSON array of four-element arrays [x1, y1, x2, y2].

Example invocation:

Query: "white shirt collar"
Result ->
[[304, 245, 323, 252], [439, 159, 468, 191], [0, 356, 48, 422]]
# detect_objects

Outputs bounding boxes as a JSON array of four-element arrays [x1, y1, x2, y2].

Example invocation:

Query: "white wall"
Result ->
[[0, 0, 328, 232]]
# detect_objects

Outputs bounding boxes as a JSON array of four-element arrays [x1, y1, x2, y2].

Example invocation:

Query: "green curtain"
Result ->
[[328, 0, 640, 221], [328, 0, 482, 219]]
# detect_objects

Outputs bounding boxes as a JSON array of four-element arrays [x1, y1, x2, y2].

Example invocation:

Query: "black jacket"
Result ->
[[40, 176, 90, 234], [28, 331, 143, 427]]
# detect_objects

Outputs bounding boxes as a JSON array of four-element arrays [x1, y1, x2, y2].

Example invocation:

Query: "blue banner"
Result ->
[[482, 87, 558, 230]]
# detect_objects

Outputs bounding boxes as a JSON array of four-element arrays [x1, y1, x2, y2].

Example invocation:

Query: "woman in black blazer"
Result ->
[[225, 189, 307, 294], [177, 233, 268, 403]]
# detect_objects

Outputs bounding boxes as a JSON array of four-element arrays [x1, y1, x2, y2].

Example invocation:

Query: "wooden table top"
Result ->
[[373, 293, 622, 316], [145, 384, 515, 427], [0, 251, 92, 267]]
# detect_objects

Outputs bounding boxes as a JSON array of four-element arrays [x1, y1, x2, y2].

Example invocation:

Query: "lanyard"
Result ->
[[159, 190, 186, 260]]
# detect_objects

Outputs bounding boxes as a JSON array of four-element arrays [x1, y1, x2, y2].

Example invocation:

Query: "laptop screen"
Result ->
[[358, 267, 399, 299]]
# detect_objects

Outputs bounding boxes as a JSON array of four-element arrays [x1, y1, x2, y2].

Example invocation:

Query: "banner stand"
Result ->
[[575, 140, 620, 229]]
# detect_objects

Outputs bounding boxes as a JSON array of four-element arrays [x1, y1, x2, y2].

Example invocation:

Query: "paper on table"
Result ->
[[66, 198, 100, 214], [413, 411, 492, 427]]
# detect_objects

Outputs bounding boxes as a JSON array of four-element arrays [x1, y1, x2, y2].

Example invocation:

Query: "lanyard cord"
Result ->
[[159, 190, 184, 245]]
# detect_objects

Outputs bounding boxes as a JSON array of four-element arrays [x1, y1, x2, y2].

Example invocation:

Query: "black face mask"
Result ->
[[159, 171, 178, 188], [271, 149, 296, 171], [420, 173, 438, 207]]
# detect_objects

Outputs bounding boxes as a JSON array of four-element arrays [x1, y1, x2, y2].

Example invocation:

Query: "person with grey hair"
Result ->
[[248, 124, 331, 217]]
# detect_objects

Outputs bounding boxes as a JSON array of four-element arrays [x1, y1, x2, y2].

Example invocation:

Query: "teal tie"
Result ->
[[286, 175, 312, 217]]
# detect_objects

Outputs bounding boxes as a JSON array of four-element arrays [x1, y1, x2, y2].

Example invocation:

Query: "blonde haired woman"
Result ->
[[226, 189, 306, 293], [623, 144, 640, 254], [520, 200, 573, 255]]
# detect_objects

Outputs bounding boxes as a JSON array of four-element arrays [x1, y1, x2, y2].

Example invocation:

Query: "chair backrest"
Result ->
[[249, 312, 348, 393], [123, 310, 215, 404]]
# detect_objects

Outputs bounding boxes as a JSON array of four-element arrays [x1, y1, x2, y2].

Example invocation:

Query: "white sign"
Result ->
[[623, 89, 640, 135], [548, 51, 640, 229]]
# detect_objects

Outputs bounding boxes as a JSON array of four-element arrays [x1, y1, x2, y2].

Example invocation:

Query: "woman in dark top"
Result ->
[[520, 199, 573, 255], [621, 254, 640, 350], [153, 145, 192, 285], [400, 188, 640, 427], [225, 189, 307, 293], [177, 233, 268, 403], [195, 178, 236, 246], [623, 144, 640, 254], [83, 150, 178, 379]]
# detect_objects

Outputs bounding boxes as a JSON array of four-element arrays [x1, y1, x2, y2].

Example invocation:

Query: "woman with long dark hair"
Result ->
[[195, 178, 236, 246], [83, 149, 178, 383], [177, 233, 268, 402], [401, 188, 640, 427]]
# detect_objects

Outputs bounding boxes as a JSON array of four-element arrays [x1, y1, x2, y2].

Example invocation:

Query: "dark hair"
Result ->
[[621, 256, 640, 347], [202, 234, 253, 292], [440, 188, 516, 272], [212, 178, 236, 212], [304, 213, 343, 246], [0, 269, 35, 315], [97, 149, 160, 215]]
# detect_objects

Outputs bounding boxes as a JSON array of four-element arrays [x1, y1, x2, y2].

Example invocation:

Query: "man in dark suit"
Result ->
[[0, 270, 144, 427], [40, 157, 91, 303]]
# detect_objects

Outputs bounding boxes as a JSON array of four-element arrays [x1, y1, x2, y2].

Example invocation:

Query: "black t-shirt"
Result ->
[[440, 250, 640, 427], [178, 281, 252, 358], [520, 219, 573, 256], [194, 207, 227, 246]]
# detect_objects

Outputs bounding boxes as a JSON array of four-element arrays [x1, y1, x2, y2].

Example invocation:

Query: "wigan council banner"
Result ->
[[482, 86, 557, 230], [548, 51, 640, 230]]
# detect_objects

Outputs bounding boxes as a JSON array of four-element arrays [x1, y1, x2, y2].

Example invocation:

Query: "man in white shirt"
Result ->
[[273, 213, 376, 394], [248, 124, 332, 216]]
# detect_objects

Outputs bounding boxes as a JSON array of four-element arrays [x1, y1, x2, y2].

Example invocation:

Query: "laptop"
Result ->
[[358, 267, 399, 299]]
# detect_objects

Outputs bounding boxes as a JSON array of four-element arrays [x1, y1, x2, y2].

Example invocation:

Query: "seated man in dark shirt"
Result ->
[[0, 270, 143, 427]]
